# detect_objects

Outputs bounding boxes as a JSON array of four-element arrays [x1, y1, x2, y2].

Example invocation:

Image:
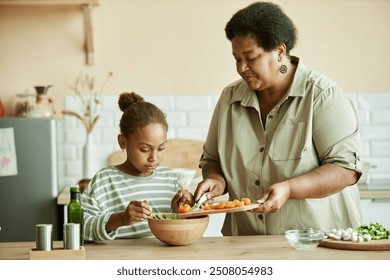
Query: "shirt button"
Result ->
[[268, 115, 273, 120], [255, 180, 260, 185], [258, 214, 264, 220], [259, 147, 265, 152]]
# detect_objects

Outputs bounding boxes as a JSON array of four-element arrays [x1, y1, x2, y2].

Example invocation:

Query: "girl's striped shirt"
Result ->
[[81, 165, 181, 241]]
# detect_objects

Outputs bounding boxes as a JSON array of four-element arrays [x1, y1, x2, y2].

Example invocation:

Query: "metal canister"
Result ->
[[63, 223, 80, 250], [35, 224, 53, 251]]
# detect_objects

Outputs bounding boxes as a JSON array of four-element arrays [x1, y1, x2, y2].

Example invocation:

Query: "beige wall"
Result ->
[[0, 0, 389, 117]]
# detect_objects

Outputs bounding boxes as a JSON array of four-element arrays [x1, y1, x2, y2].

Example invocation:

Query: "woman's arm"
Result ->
[[287, 163, 358, 199], [254, 163, 359, 213]]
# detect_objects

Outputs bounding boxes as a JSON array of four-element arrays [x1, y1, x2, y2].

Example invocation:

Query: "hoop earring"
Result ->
[[279, 64, 287, 74]]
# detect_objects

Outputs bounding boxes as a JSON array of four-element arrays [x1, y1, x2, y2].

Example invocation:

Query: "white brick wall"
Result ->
[[347, 93, 390, 185], [57, 93, 390, 190]]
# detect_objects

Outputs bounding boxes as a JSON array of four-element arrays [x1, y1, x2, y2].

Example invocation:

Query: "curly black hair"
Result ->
[[118, 92, 168, 137], [225, 1, 298, 55]]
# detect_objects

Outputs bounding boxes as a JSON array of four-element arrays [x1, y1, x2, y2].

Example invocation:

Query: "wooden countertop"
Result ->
[[57, 186, 71, 205], [1, 236, 389, 260]]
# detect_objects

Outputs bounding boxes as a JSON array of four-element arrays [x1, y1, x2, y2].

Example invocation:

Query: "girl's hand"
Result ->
[[171, 190, 194, 212], [122, 200, 151, 224]]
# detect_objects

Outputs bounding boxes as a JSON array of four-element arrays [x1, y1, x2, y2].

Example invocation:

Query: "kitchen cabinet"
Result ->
[[0, 0, 99, 65]]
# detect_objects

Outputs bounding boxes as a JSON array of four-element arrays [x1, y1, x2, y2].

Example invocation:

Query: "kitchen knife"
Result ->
[[192, 192, 209, 210]]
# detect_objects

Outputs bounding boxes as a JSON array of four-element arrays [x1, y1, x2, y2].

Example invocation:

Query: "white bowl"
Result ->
[[285, 229, 325, 250], [172, 168, 196, 187]]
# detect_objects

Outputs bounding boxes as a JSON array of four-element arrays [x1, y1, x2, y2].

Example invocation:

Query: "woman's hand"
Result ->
[[194, 178, 225, 203], [252, 182, 291, 213], [194, 161, 227, 203], [171, 190, 194, 212]]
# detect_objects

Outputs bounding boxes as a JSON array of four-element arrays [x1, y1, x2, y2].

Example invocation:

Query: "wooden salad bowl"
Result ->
[[148, 214, 209, 246]]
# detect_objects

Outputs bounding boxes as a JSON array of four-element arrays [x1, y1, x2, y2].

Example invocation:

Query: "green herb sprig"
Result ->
[[154, 213, 178, 220]]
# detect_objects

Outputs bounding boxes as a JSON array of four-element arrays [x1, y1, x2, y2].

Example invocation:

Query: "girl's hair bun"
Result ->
[[118, 92, 145, 112]]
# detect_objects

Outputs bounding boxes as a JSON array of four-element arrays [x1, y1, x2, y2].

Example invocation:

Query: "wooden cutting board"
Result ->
[[178, 203, 258, 218], [319, 238, 390, 251]]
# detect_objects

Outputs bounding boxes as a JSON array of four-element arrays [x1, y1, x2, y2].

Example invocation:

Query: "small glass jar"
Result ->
[[14, 93, 36, 117]]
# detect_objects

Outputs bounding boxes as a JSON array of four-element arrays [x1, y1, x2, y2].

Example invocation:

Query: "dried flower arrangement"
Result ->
[[62, 72, 113, 133]]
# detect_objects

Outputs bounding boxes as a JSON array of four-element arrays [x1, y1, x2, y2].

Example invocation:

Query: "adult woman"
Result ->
[[194, 2, 362, 235]]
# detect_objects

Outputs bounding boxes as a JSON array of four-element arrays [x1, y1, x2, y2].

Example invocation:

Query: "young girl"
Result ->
[[81, 92, 194, 241]]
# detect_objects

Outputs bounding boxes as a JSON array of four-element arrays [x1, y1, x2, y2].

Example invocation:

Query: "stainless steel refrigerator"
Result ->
[[0, 118, 60, 242]]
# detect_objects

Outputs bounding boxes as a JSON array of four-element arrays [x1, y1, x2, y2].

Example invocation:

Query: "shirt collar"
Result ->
[[229, 81, 259, 109], [288, 56, 309, 98]]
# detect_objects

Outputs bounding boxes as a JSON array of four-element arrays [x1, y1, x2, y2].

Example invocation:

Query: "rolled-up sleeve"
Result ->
[[312, 86, 362, 173]]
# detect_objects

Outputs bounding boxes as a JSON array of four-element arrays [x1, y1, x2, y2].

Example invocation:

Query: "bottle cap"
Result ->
[[70, 185, 80, 193]]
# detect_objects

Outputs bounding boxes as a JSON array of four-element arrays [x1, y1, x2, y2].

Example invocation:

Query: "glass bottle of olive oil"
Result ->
[[67, 185, 84, 246]]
